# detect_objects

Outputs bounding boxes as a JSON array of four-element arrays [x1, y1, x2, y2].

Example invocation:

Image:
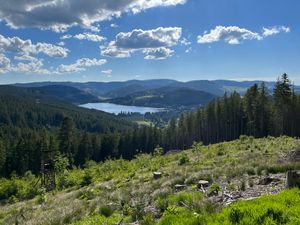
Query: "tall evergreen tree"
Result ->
[[58, 117, 75, 165]]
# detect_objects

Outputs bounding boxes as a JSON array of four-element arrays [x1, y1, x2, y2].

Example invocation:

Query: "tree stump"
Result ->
[[153, 172, 162, 179]]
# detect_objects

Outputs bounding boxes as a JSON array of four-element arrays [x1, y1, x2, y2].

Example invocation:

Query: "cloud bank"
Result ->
[[0, 0, 186, 32]]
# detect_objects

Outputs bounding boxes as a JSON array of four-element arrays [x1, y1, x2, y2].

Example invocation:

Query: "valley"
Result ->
[[0, 75, 300, 225]]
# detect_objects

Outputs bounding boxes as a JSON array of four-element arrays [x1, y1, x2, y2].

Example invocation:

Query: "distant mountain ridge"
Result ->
[[13, 79, 299, 108], [14, 79, 286, 97]]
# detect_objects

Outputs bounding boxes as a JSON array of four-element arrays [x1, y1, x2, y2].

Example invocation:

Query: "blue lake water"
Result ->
[[80, 102, 164, 114]]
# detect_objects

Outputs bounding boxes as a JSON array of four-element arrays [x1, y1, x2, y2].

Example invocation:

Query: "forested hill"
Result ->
[[0, 85, 133, 132], [0, 74, 299, 179], [0, 85, 99, 104], [105, 87, 216, 107], [0, 85, 135, 177]]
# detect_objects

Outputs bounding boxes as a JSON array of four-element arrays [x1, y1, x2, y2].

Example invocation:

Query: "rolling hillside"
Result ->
[[0, 85, 133, 132], [105, 87, 217, 107], [0, 136, 299, 224]]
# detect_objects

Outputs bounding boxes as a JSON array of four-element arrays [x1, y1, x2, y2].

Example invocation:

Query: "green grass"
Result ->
[[0, 136, 299, 225], [158, 188, 300, 225]]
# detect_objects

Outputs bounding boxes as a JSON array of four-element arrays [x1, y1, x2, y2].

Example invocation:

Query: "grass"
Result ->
[[158, 188, 300, 225], [0, 136, 299, 224]]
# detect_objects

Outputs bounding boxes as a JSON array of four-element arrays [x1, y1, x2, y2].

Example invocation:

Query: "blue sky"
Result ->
[[0, 0, 299, 84]]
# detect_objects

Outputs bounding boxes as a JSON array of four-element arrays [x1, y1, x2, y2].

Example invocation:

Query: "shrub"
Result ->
[[178, 154, 189, 165], [80, 170, 93, 187], [99, 206, 114, 218], [140, 214, 155, 225]]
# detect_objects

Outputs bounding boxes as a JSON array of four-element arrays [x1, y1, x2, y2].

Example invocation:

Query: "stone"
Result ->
[[153, 172, 162, 179], [198, 180, 210, 188], [287, 170, 300, 188]]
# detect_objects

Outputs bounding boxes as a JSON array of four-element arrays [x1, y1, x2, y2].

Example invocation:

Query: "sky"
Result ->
[[0, 0, 299, 84]]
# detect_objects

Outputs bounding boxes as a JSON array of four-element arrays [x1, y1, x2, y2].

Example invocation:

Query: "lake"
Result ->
[[80, 102, 164, 114]]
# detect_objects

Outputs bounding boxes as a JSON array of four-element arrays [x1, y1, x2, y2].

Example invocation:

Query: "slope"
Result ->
[[105, 87, 217, 108], [0, 136, 299, 224]]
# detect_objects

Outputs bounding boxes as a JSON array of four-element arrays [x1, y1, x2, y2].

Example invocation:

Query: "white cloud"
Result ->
[[144, 47, 174, 60], [197, 25, 291, 45], [101, 69, 112, 75], [57, 41, 65, 46], [101, 43, 132, 58], [110, 23, 119, 28], [197, 26, 262, 44], [14, 54, 38, 62], [62, 33, 106, 42], [262, 26, 290, 37], [115, 27, 182, 49], [74, 33, 106, 42], [61, 34, 72, 40], [0, 54, 10, 73], [101, 69, 112, 77], [180, 38, 191, 46], [0, 34, 69, 57], [58, 58, 107, 73], [0, 0, 186, 32], [13, 59, 50, 74], [102, 27, 182, 59], [0, 53, 50, 74]]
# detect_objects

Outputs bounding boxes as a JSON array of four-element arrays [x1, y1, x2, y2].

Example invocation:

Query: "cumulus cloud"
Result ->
[[0, 0, 186, 32], [144, 47, 174, 60], [115, 27, 182, 49], [262, 26, 290, 37], [13, 59, 50, 74], [197, 26, 262, 44], [0, 34, 69, 57], [102, 27, 182, 59], [61, 32, 106, 42], [0, 53, 11, 73], [58, 58, 107, 73], [197, 25, 291, 45], [0, 53, 50, 74]]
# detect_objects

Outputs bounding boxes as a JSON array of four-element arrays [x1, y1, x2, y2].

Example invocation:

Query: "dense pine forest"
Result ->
[[0, 74, 299, 177]]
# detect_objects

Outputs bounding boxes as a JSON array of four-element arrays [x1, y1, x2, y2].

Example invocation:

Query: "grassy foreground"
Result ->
[[158, 188, 300, 225], [0, 136, 300, 224]]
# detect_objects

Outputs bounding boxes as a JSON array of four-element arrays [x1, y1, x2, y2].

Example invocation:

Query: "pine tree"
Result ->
[[0, 140, 6, 174], [58, 117, 75, 165], [273, 73, 292, 135]]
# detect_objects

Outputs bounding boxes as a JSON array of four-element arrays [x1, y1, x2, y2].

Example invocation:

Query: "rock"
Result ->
[[258, 176, 280, 185], [198, 180, 210, 188], [153, 172, 162, 179], [174, 184, 186, 190], [287, 170, 300, 188]]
